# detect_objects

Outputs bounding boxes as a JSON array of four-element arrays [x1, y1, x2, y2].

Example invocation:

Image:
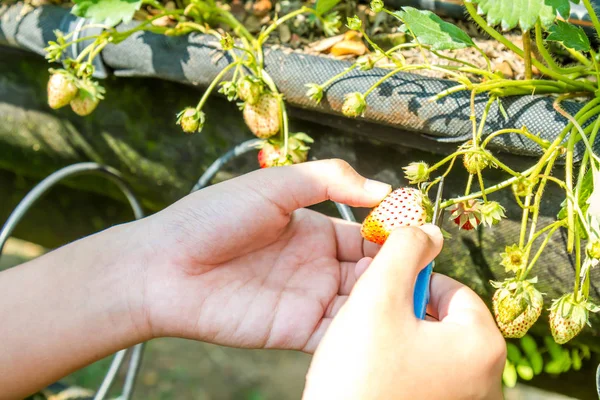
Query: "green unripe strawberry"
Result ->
[[243, 93, 281, 138], [402, 161, 429, 184], [70, 93, 99, 116], [237, 77, 263, 105], [549, 293, 592, 344], [342, 92, 366, 118], [68, 78, 105, 117], [492, 279, 543, 339], [47, 70, 78, 109], [176, 107, 205, 134]]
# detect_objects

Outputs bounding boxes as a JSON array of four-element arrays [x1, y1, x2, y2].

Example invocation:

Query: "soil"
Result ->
[[8, 0, 563, 81]]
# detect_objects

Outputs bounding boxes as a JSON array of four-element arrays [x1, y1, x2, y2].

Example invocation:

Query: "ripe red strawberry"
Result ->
[[492, 279, 543, 338], [449, 199, 482, 230], [361, 187, 432, 245], [243, 93, 281, 138], [47, 71, 78, 109], [548, 293, 598, 344], [257, 133, 313, 168]]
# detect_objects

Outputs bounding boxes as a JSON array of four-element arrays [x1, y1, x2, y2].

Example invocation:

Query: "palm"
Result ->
[[146, 208, 370, 352]]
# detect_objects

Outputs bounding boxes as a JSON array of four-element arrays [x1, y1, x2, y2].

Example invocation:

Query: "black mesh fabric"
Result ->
[[1, 3, 597, 162]]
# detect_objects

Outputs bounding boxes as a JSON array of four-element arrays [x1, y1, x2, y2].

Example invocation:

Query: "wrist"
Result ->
[[90, 220, 155, 343]]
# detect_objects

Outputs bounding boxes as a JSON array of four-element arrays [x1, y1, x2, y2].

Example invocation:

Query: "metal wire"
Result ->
[[0, 162, 144, 400]]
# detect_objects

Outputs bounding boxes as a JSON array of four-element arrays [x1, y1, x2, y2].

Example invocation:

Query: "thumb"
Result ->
[[353, 225, 443, 316]]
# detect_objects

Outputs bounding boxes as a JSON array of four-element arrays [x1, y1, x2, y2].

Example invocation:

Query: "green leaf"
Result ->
[[468, 0, 571, 31], [393, 7, 474, 51], [547, 20, 591, 51], [72, 0, 142, 27], [503, 360, 518, 388], [315, 0, 340, 15]]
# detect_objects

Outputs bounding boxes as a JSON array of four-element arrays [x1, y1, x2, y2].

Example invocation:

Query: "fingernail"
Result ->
[[364, 179, 392, 200]]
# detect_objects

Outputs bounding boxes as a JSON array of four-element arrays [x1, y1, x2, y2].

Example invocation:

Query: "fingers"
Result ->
[[426, 273, 494, 327], [356, 225, 443, 314], [241, 159, 392, 214], [332, 218, 381, 262]]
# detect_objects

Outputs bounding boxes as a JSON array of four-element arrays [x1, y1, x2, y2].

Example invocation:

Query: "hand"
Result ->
[[303, 226, 506, 400], [133, 159, 393, 351]]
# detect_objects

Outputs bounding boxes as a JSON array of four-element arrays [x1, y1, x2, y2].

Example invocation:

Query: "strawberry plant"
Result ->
[[310, 0, 600, 347], [42, 0, 334, 167]]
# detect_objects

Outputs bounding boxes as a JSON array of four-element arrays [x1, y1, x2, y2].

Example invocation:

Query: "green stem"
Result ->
[[576, 116, 600, 198], [364, 68, 404, 97], [522, 30, 533, 80], [574, 230, 582, 300], [564, 45, 592, 67], [526, 151, 559, 258], [440, 166, 535, 209], [320, 65, 358, 89], [477, 170, 487, 202], [521, 223, 561, 280], [582, 0, 600, 39], [518, 194, 533, 248], [464, 174, 474, 196], [258, 7, 311, 44], [195, 62, 239, 111], [481, 128, 550, 149], [464, 2, 595, 92], [534, 23, 587, 73]]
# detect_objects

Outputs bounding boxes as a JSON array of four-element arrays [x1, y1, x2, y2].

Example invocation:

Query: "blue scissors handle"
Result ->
[[412, 177, 443, 320], [413, 261, 433, 319]]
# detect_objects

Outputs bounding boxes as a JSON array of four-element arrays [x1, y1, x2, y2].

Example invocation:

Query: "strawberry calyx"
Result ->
[[257, 133, 313, 168]]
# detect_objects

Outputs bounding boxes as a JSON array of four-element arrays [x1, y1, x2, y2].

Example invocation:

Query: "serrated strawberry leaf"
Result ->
[[72, 0, 142, 27], [393, 7, 474, 50], [315, 0, 340, 16], [467, 0, 571, 32], [547, 20, 591, 51]]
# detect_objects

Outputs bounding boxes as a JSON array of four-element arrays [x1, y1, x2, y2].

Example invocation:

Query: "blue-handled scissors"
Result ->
[[413, 177, 445, 320]]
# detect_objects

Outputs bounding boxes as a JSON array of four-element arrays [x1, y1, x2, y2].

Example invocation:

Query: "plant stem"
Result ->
[[440, 166, 535, 209], [463, 2, 595, 92], [522, 30, 533, 80], [526, 151, 559, 257], [195, 62, 239, 111], [477, 170, 487, 202], [521, 223, 561, 279], [320, 65, 358, 89], [574, 230, 582, 299], [582, 0, 600, 39], [519, 194, 533, 248], [464, 174, 474, 196], [576, 116, 600, 197], [481, 128, 550, 149], [258, 7, 311, 44]]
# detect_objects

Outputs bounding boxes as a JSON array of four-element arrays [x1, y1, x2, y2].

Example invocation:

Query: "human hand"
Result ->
[[303, 226, 506, 400], [131, 159, 393, 350]]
